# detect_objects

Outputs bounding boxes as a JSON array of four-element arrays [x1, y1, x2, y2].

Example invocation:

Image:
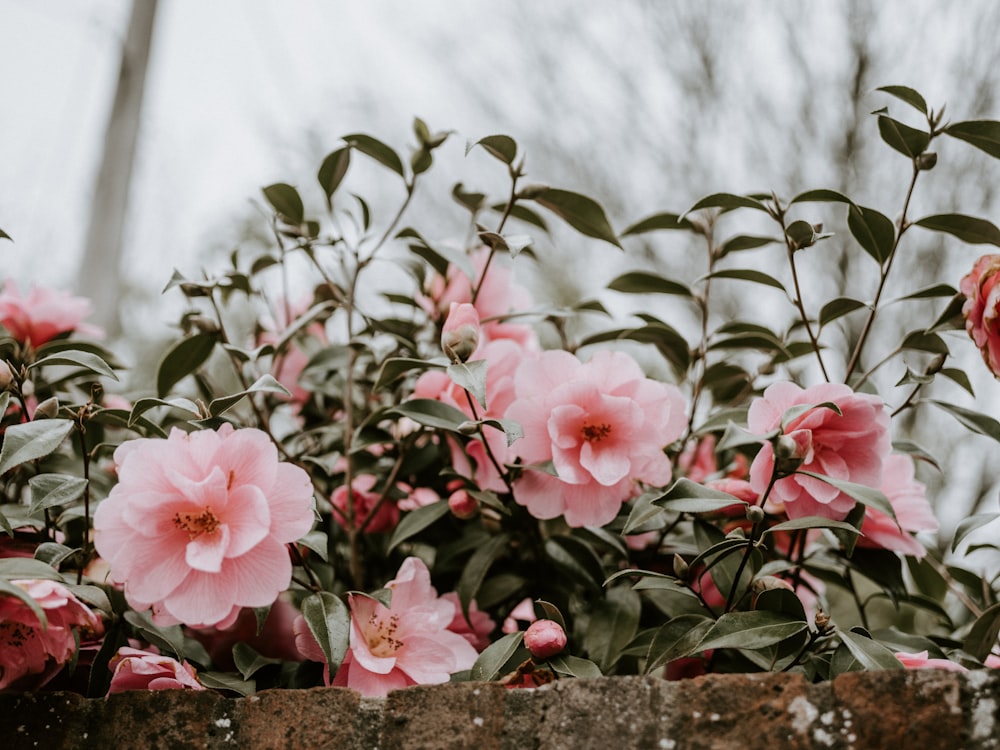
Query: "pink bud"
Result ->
[[448, 489, 478, 519], [441, 302, 480, 363], [524, 618, 567, 659], [0, 361, 12, 390]]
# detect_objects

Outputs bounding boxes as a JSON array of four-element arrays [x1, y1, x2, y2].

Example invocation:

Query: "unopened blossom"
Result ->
[[857, 453, 938, 558], [524, 619, 567, 659], [748, 382, 890, 520], [93, 424, 315, 628], [0, 579, 101, 691], [0, 281, 102, 346], [895, 650, 967, 672], [441, 302, 481, 363], [107, 647, 205, 693], [447, 489, 478, 519], [331, 557, 478, 696], [506, 349, 687, 527], [960, 254, 1000, 377], [331, 475, 399, 533]]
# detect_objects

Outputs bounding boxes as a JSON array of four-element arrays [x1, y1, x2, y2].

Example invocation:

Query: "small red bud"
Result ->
[[524, 619, 567, 659]]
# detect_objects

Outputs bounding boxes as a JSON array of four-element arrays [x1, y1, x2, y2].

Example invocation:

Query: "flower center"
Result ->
[[173, 507, 221, 540], [366, 612, 404, 657], [581, 422, 612, 443]]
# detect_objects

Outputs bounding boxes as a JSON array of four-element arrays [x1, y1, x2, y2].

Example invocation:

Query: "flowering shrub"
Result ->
[[5, 86, 1000, 698]]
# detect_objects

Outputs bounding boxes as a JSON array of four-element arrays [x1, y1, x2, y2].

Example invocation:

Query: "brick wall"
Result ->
[[3, 670, 997, 749]]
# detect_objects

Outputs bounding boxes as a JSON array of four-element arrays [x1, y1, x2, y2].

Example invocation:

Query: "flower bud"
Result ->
[[815, 611, 832, 632], [672, 553, 690, 581], [448, 489, 479, 519], [0, 360, 12, 390], [441, 302, 480, 363], [915, 152, 937, 171], [524, 619, 567, 659], [33, 396, 59, 419], [745, 505, 766, 524]]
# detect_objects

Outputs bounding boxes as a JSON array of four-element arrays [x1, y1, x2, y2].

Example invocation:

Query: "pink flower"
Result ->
[[331, 475, 399, 533], [447, 489, 478, 519], [857, 454, 938, 558], [524, 619, 567, 659], [0, 579, 101, 691], [506, 349, 687, 527], [0, 281, 102, 346], [421, 247, 538, 347], [960, 254, 1000, 377], [441, 592, 495, 651], [107, 647, 205, 693], [748, 382, 890, 520], [441, 302, 481, 363], [894, 650, 967, 672], [332, 557, 478, 696], [502, 597, 538, 634], [93, 424, 315, 628]]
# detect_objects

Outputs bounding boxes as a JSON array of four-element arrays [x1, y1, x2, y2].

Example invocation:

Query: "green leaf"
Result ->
[[457, 534, 510, 618], [34, 542, 78, 568], [901, 330, 949, 354], [470, 632, 523, 681], [544, 535, 605, 593], [262, 183, 304, 225], [530, 188, 621, 248], [914, 214, 1000, 246], [197, 671, 255, 696], [129, 397, 202, 426], [0, 419, 74, 476], [951, 512, 1000, 551], [374, 357, 441, 391], [717, 235, 780, 258], [898, 283, 959, 300], [704, 268, 786, 292], [30, 350, 118, 381], [621, 212, 694, 236], [944, 120, 1000, 159], [0, 228, 11, 241], [481, 418, 524, 447], [343, 133, 405, 177], [156, 333, 218, 398], [928, 400, 1000, 443], [301, 591, 351, 679], [796, 471, 895, 520], [789, 189, 852, 205], [388, 399, 471, 432], [208, 374, 291, 416], [28, 474, 87, 514], [447, 360, 488, 410], [645, 616, 715, 673], [877, 115, 930, 158], [848, 204, 895, 264], [694, 611, 808, 652], [317, 147, 351, 207], [819, 297, 868, 328], [763, 516, 862, 536], [607, 271, 692, 297], [233, 642, 282, 680], [548, 655, 602, 678], [876, 85, 928, 114], [296, 530, 329, 562], [655, 478, 748, 514], [964, 602, 1000, 662], [494, 203, 549, 232], [838, 629, 904, 671], [684, 193, 769, 215], [387, 500, 450, 552], [467, 134, 517, 164], [581, 587, 641, 672], [622, 492, 668, 535]]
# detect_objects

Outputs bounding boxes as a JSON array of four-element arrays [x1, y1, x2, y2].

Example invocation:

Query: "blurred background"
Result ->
[[3, 0, 1000, 550]]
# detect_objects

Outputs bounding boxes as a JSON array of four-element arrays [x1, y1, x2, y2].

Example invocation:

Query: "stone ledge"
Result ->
[[2, 670, 997, 749]]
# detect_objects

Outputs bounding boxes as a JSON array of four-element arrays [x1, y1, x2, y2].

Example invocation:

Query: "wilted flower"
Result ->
[[960, 254, 1000, 377], [506, 349, 687, 527], [0, 579, 101, 691], [93, 424, 315, 628], [107, 647, 205, 693], [748, 382, 891, 520], [0, 280, 102, 346], [331, 557, 478, 696]]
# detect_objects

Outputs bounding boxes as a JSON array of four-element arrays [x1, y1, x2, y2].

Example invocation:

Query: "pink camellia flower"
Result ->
[[0, 280, 103, 346], [895, 650, 967, 672], [960, 254, 1000, 377], [524, 619, 567, 659], [330, 474, 400, 533], [441, 302, 481, 363], [93, 424, 315, 628], [0, 579, 102, 691], [505, 349, 687, 527], [857, 453, 938, 558], [331, 557, 478, 697], [748, 382, 891, 521], [441, 592, 496, 652], [107, 647, 205, 693]]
